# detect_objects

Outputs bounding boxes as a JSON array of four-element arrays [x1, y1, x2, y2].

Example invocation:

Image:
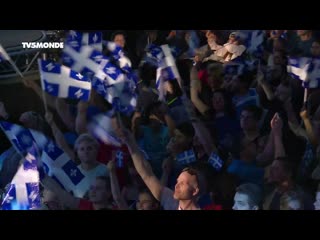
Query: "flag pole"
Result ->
[[0, 44, 24, 78], [8, 58, 24, 78], [303, 88, 308, 104], [40, 53, 48, 112]]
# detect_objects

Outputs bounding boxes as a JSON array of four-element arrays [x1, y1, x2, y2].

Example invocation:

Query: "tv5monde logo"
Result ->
[[22, 42, 64, 49]]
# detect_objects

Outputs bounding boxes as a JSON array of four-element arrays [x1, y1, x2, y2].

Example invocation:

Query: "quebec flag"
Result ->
[[145, 44, 165, 67], [1, 143, 41, 210], [224, 58, 258, 76], [65, 30, 102, 52], [88, 112, 122, 147], [103, 41, 132, 73], [287, 57, 320, 88], [208, 152, 223, 171], [0, 121, 49, 156], [176, 149, 197, 166], [92, 59, 137, 115], [147, 44, 182, 101], [38, 59, 91, 101], [240, 30, 265, 58], [62, 42, 105, 77], [41, 141, 85, 193]]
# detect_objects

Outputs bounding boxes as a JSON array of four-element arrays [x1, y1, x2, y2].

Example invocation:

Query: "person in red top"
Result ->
[[97, 143, 130, 188], [202, 203, 223, 210], [42, 175, 115, 210]]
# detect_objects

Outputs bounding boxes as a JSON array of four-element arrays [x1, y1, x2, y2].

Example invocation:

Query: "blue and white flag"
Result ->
[[176, 149, 197, 166], [115, 150, 124, 168], [95, 58, 127, 85], [103, 41, 132, 73], [224, 58, 258, 76], [41, 141, 85, 193], [224, 62, 246, 76], [208, 152, 223, 171], [0, 121, 50, 156], [88, 112, 122, 147], [145, 44, 164, 67], [92, 59, 137, 115], [65, 30, 102, 52], [287, 57, 320, 88], [62, 42, 105, 77], [240, 30, 265, 58], [150, 44, 182, 101], [38, 59, 91, 101], [108, 82, 137, 115], [1, 143, 41, 210], [0, 44, 10, 62]]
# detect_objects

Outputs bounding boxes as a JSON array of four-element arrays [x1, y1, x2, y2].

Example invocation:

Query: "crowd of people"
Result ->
[[1, 29, 320, 210]]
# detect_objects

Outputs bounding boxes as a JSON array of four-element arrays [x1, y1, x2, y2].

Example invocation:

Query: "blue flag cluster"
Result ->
[[63, 30, 137, 115], [1, 144, 41, 210]]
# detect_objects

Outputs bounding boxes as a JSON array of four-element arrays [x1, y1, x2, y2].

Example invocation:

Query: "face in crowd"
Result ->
[[88, 177, 112, 205], [173, 168, 200, 201], [75, 138, 98, 165]]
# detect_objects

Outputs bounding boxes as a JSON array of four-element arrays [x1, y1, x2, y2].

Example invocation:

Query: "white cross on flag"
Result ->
[[38, 59, 91, 101], [1, 143, 41, 210], [287, 57, 320, 89], [176, 149, 197, 165], [67, 30, 102, 52], [0, 120, 50, 156], [208, 152, 223, 171], [41, 141, 85, 194]]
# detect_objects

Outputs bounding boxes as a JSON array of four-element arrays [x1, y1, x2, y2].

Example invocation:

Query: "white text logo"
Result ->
[[22, 42, 64, 49]]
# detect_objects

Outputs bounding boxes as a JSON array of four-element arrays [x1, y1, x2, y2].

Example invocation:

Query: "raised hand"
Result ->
[[300, 108, 308, 120], [270, 113, 283, 135]]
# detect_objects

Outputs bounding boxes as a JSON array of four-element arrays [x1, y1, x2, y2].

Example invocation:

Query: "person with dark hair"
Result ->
[[164, 78, 190, 125], [132, 101, 175, 178], [135, 30, 167, 63], [136, 188, 160, 210], [111, 30, 127, 49], [263, 115, 314, 210], [190, 64, 224, 117], [227, 106, 269, 186], [200, 89, 241, 152], [233, 183, 262, 210], [310, 39, 320, 57], [135, 62, 159, 113], [288, 30, 314, 57], [230, 71, 260, 119], [110, 30, 137, 69]]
